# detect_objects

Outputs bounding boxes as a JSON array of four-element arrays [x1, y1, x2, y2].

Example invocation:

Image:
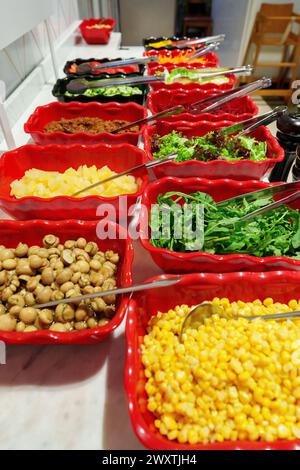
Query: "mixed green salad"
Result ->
[[156, 67, 230, 85], [65, 85, 143, 97], [149, 191, 300, 258], [152, 130, 268, 162]]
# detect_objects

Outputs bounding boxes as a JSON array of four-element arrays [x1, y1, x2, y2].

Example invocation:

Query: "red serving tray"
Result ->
[[150, 74, 238, 92], [144, 49, 219, 68], [79, 18, 115, 44], [0, 143, 148, 220], [147, 88, 259, 121], [24, 101, 147, 146], [138, 177, 300, 273], [125, 271, 300, 450], [0, 219, 133, 345], [143, 122, 284, 180], [147, 59, 220, 75]]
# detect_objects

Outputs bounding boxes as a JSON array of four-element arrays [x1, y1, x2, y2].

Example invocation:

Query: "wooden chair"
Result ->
[[183, 0, 213, 37], [243, 3, 300, 98]]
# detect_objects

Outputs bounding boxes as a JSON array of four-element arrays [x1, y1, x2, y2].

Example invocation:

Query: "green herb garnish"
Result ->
[[149, 191, 300, 258]]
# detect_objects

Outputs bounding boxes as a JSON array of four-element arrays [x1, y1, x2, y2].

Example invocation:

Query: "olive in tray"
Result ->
[[52, 76, 147, 105], [0, 234, 119, 333]]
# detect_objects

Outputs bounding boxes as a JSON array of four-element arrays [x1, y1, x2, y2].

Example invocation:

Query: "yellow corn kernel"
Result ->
[[288, 299, 298, 310], [263, 297, 274, 307]]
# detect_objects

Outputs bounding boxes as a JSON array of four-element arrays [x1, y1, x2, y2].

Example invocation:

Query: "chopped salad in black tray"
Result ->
[[52, 75, 147, 105]]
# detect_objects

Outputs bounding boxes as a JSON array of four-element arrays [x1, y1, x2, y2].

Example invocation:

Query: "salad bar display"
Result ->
[[3, 25, 300, 451]]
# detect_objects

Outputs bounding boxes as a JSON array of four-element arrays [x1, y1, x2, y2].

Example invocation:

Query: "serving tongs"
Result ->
[[185, 41, 221, 62], [66, 74, 165, 94], [219, 105, 287, 137], [110, 77, 271, 134], [187, 77, 272, 114], [66, 64, 254, 94], [75, 56, 159, 75], [72, 105, 286, 197], [160, 34, 226, 49], [32, 277, 182, 310], [74, 42, 221, 75], [71, 154, 178, 197], [216, 181, 300, 223]]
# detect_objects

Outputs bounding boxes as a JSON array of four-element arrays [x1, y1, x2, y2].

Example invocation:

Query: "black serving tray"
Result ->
[[52, 75, 147, 105], [63, 57, 145, 79], [143, 35, 201, 51]]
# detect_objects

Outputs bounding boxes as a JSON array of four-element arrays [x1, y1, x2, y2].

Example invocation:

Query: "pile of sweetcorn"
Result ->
[[142, 298, 300, 445]]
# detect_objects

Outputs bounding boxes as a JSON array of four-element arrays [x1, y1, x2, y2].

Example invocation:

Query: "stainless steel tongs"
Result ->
[[75, 56, 159, 75], [74, 41, 222, 75], [185, 42, 221, 61], [71, 154, 178, 197], [216, 182, 300, 222], [72, 106, 287, 197], [169, 34, 226, 49], [219, 105, 287, 136], [110, 77, 272, 134], [187, 77, 272, 113], [66, 65, 253, 94]]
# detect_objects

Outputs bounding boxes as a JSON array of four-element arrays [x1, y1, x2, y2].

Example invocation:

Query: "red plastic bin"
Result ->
[[79, 18, 115, 44], [150, 74, 237, 92], [0, 219, 133, 345], [147, 58, 220, 74], [24, 101, 147, 146], [138, 177, 300, 273], [125, 271, 300, 450], [0, 143, 148, 220], [144, 49, 219, 68], [147, 88, 259, 121], [143, 121, 284, 180]]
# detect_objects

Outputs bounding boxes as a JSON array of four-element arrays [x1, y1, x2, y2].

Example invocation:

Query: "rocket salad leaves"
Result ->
[[149, 191, 300, 258]]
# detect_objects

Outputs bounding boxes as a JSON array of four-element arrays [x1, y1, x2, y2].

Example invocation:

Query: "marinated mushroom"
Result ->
[[0, 236, 119, 333], [0, 314, 16, 331]]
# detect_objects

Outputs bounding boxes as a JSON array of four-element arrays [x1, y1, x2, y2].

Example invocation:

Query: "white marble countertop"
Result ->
[[0, 24, 276, 449]]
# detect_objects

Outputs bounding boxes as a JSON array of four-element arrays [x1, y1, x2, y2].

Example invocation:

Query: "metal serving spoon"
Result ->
[[180, 302, 300, 340]]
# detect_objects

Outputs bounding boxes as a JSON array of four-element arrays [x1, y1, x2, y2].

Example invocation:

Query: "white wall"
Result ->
[[0, 0, 79, 143], [211, 0, 250, 66], [0, 0, 79, 97], [119, 0, 176, 46]]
